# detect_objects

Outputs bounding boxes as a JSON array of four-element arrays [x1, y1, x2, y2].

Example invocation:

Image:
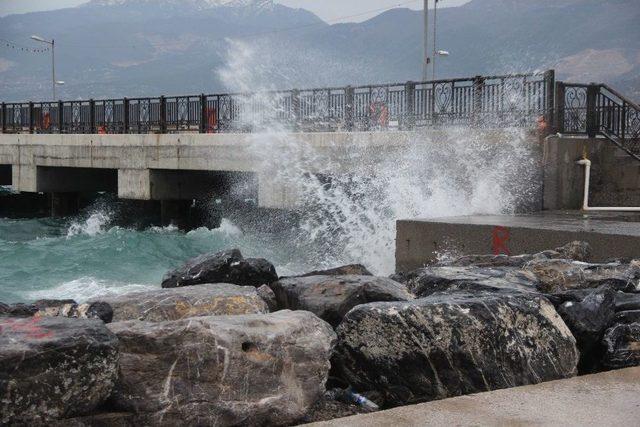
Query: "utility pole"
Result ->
[[422, 0, 430, 82], [432, 0, 438, 81]]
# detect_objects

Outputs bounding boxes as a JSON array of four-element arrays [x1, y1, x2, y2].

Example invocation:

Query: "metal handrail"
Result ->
[[0, 71, 553, 135]]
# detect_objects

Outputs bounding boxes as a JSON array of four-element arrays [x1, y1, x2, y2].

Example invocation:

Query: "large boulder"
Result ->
[[602, 323, 640, 369], [161, 249, 278, 289], [269, 275, 413, 327], [108, 310, 336, 426], [435, 241, 592, 268], [92, 284, 268, 322], [333, 291, 579, 407], [0, 299, 113, 323], [525, 259, 640, 294], [0, 317, 119, 424], [397, 266, 539, 298], [299, 264, 373, 277], [555, 287, 616, 373]]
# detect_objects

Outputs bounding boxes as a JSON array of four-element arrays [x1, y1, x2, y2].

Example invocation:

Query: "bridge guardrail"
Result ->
[[0, 71, 554, 135]]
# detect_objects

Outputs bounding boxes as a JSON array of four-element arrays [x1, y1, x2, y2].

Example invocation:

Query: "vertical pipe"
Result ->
[[58, 100, 63, 134]]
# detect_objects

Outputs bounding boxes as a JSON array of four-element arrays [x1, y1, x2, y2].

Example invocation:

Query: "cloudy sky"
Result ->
[[0, 0, 471, 22]]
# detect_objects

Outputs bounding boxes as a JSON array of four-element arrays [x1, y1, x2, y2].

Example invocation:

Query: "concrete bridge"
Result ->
[[1, 70, 639, 228]]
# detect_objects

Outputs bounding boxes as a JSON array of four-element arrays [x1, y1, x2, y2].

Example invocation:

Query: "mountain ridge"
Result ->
[[0, 0, 637, 102]]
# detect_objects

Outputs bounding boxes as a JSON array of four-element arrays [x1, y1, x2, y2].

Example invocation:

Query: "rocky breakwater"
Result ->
[[2, 244, 640, 425]]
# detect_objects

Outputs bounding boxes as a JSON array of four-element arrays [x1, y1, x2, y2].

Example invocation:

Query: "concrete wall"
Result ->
[[543, 136, 640, 210], [0, 130, 532, 209]]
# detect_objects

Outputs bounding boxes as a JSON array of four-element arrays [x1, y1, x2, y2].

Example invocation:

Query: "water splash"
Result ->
[[67, 211, 112, 237], [217, 40, 541, 275]]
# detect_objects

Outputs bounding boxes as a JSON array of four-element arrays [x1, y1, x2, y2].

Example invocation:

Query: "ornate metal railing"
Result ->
[[0, 71, 554, 135], [557, 82, 640, 161]]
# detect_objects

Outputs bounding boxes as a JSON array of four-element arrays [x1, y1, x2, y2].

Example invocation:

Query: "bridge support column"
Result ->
[[160, 199, 193, 230], [49, 192, 80, 217]]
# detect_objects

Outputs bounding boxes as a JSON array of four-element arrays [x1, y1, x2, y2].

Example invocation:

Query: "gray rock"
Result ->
[[269, 275, 413, 328], [554, 241, 591, 262], [614, 310, 640, 325], [525, 259, 640, 294], [36, 301, 114, 323], [399, 266, 539, 298], [556, 287, 616, 373], [333, 292, 579, 407], [0, 302, 38, 317], [108, 310, 336, 426], [435, 241, 592, 269], [615, 293, 640, 312], [298, 264, 373, 277], [256, 284, 278, 312], [92, 284, 268, 322], [0, 317, 119, 424], [161, 249, 278, 289], [603, 323, 640, 369]]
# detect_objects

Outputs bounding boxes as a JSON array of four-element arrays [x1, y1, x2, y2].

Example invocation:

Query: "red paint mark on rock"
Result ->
[[0, 317, 54, 340], [492, 226, 510, 256]]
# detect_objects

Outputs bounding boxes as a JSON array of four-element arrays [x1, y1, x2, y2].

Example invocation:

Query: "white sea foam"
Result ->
[[26, 277, 157, 303], [67, 211, 112, 237]]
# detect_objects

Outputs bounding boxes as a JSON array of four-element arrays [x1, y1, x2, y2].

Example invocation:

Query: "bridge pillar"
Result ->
[[49, 192, 80, 217], [160, 199, 193, 230]]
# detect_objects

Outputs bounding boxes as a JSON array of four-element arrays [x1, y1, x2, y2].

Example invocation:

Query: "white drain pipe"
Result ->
[[576, 158, 640, 211]]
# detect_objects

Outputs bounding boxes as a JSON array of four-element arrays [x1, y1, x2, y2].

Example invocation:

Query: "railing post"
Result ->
[[554, 82, 565, 133], [291, 89, 300, 132], [58, 101, 64, 134], [1, 103, 6, 133], [123, 98, 130, 134], [159, 96, 167, 134], [89, 99, 96, 133], [621, 101, 627, 141], [404, 81, 416, 130], [28, 102, 35, 134], [586, 83, 599, 138], [543, 69, 555, 131], [472, 75, 485, 126], [345, 86, 354, 131], [200, 94, 207, 133]]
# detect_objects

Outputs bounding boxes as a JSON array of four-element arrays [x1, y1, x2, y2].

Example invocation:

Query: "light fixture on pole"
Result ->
[[30, 35, 58, 101]]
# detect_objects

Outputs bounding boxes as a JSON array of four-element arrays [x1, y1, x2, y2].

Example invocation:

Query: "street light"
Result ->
[[30, 35, 57, 101]]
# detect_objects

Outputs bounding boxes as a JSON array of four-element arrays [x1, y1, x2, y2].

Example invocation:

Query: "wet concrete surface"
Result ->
[[306, 367, 640, 427], [396, 210, 640, 271]]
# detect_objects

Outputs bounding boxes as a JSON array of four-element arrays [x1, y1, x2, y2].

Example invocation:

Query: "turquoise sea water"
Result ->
[[0, 212, 305, 304]]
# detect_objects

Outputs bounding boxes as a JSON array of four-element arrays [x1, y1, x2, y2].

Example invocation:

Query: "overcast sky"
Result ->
[[0, 0, 471, 22]]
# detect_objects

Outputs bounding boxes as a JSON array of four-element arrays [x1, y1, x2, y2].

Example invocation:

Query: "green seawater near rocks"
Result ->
[[0, 215, 304, 304]]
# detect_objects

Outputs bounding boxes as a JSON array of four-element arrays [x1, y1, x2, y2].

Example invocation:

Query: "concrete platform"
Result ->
[[307, 367, 640, 427], [396, 211, 640, 272]]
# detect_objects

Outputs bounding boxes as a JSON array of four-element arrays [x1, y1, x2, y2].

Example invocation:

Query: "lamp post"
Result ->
[[30, 35, 58, 101], [422, 0, 430, 82], [431, 1, 451, 81]]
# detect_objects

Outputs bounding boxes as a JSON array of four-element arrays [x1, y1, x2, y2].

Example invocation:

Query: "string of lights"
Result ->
[[0, 38, 51, 54]]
